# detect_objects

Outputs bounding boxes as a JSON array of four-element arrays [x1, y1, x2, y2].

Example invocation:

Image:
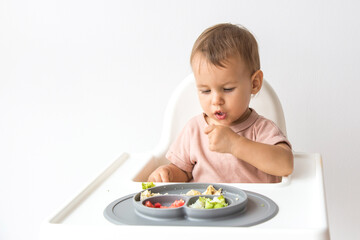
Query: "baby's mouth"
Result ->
[[214, 111, 226, 120]]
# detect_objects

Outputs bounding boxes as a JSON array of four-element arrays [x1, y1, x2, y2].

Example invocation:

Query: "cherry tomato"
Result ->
[[170, 199, 185, 208], [144, 199, 185, 208], [144, 201, 154, 208]]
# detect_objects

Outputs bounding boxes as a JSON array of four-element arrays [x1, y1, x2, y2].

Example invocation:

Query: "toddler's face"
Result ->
[[192, 54, 259, 126]]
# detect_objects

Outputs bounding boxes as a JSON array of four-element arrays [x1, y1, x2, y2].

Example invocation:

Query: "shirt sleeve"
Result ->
[[165, 120, 195, 173], [255, 117, 292, 149]]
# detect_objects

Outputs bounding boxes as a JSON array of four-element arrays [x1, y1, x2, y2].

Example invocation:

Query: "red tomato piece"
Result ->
[[154, 202, 162, 208], [144, 201, 154, 208], [177, 199, 185, 206], [171, 199, 185, 208]]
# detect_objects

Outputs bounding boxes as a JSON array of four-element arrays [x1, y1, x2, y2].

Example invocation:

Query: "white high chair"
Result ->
[[132, 73, 288, 182], [39, 74, 330, 240]]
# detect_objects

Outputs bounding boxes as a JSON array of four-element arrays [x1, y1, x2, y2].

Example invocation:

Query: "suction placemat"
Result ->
[[104, 183, 278, 227]]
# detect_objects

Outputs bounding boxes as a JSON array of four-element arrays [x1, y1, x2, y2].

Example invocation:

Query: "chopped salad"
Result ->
[[189, 195, 228, 209]]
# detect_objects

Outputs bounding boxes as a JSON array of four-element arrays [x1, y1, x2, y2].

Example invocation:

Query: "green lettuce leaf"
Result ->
[[142, 182, 155, 190]]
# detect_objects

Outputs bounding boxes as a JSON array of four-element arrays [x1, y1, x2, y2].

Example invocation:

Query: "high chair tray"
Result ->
[[104, 183, 278, 226], [39, 152, 330, 240]]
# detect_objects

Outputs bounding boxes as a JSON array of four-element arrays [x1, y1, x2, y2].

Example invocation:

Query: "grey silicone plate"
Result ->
[[104, 183, 278, 227]]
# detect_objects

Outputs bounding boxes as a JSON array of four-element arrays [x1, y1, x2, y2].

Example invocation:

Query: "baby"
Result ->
[[148, 23, 293, 183]]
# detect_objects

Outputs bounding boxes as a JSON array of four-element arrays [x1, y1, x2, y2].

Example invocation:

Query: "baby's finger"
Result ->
[[152, 174, 164, 183], [147, 174, 156, 182], [159, 171, 170, 182]]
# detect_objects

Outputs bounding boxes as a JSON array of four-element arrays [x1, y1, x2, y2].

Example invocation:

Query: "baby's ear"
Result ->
[[251, 70, 263, 94]]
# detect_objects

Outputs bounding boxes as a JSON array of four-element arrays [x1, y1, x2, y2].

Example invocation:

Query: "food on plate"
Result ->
[[185, 189, 202, 196], [142, 182, 156, 190], [201, 185, 222, 195], [140, 184, 222, 200], [144, 199, 185, 208], [189, 195, 228, 209], [186, 185, 222, 196], [140, 189, 162, 200]]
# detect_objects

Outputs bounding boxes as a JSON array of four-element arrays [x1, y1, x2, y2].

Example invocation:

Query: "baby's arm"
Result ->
[[147, 163, 193, 182], [204, 125, 293, 176]]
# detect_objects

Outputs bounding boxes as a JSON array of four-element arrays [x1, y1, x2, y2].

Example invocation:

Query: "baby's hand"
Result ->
[[147, 165, 173, 182], [204, 124, 239, 153]]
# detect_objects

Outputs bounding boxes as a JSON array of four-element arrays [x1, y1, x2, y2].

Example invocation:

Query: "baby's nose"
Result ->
[[212, 92, 224, 105]]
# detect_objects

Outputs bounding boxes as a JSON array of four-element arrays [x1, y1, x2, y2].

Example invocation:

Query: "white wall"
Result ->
[[1, 0, 359, 239]]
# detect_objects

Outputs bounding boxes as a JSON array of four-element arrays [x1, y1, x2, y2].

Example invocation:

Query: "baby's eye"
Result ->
[[224, 87, 235, 92], [200, 89, 211, 94]]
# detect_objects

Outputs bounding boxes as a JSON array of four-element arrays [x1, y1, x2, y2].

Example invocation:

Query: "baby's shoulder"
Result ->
[[252, 115, 282, 134], [254, 115, 276, 126], [253, 115, 277, 128]]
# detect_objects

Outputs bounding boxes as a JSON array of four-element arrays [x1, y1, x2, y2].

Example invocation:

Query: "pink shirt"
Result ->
[[166, 109, 291, 183]]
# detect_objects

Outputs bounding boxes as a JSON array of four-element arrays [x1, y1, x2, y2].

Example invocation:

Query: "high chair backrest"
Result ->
[[153, 73, 287, 157]]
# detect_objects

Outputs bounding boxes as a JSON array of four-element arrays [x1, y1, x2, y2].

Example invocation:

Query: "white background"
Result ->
[[1, 0, 360, 239]]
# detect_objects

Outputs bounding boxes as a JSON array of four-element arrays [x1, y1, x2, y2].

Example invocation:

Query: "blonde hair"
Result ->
[[190, 23, 260, 75]]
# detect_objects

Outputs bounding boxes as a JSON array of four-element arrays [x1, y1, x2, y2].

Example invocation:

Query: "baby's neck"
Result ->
[[231, 108, 252, 126]]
